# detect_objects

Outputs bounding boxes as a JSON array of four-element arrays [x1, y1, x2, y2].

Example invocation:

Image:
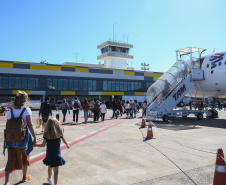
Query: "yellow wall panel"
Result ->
[[30, 65, 61, 71], [144, 73, 162, 77], [61, 91, 76, 95], [101, 92, 124, 95], [75, 68, 89, 73], [12, 90, 30, 95], [0, 62, 13, 68], [124, 71, 134, 76], [135, 92, 144, 96], [13, 62, 30, 64]]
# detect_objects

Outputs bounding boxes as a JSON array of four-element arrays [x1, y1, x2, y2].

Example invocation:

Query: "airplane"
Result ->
[[146, 47, 226, 121]]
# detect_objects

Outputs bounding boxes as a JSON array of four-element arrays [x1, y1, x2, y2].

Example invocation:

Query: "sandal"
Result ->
[[22, 174, 31, 182]]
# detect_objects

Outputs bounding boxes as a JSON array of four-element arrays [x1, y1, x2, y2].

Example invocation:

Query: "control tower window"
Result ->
[[110, 46, 116, 52], [101, 46, 109, 54], [123, 48, 129, 53]]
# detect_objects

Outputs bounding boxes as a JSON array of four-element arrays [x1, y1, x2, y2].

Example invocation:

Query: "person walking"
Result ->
[[93, 100, 100, 122], [132, 100, 138, 118], [100, 101, 107, 121], [71, 96, 81, 124], [142, 100, 147, 117], [125, 100, 130, 118], [59, 99, 68, 123], [111, 99, 118, 119], [4, 91, 37, 185], [223, 100, 226, 111], [82, 99, 90, 123], [35, 118, 70, 185], [129, 99, 133, 118], [39, 97, 52, 132], [117, 100, 123, 116]]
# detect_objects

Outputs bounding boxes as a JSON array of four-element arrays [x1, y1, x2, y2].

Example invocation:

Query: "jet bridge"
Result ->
[[146, 47, 208, 121]]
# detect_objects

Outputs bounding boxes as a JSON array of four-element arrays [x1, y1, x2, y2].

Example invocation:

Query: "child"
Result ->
[[35, 118, 70, 185]]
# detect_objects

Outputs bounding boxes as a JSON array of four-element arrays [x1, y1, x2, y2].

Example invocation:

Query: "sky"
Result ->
[[0, 0, 226, 72]]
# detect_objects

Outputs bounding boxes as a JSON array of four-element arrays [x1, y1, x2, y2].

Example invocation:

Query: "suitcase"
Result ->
[[56, 114, 59, 121]]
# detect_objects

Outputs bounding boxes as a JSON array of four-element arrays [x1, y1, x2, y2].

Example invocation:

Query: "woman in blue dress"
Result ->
[[35, 118, 70, 185]]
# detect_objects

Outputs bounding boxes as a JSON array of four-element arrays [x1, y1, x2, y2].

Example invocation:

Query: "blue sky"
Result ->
[[0, 0, 225, 72]]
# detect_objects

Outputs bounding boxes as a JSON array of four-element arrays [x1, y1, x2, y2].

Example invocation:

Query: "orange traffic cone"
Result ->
[[145, 121, 154, 140], [213, 148, 226, 185], [140, 119, 146, 128]]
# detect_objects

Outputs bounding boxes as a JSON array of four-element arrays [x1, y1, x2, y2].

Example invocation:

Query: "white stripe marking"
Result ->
[[89, 131, 97, 135], [76, 135, 86, 140]]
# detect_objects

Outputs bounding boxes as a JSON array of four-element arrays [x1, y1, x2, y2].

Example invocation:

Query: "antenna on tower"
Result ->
[[115, 22, 116, 42], [113, 24, 114, 42]]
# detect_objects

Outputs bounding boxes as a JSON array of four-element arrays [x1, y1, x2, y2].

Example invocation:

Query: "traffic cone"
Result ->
[[213, 148, 226, 185], [140, 119, 146, 128], [144, 121, 154, 140]]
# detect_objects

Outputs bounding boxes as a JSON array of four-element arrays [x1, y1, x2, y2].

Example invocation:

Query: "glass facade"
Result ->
[[146, 82, 153, 88], [47, 78, 97, 91], [103, 80, 142, 91], [0, 75, 153, 92], [0, 76, 39, 89]]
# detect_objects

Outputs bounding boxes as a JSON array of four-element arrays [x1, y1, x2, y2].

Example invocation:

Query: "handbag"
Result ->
[[36, 118, 42, 128]]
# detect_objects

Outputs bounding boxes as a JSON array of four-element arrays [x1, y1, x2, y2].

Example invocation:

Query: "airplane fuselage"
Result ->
[[189, 51, 226, 98]]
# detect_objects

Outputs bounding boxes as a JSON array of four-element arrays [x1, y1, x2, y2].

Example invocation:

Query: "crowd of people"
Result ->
[[53, 97, 148, 124]]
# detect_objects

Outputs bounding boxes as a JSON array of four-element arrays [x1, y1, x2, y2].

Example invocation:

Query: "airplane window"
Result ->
[[206, 64, 209, 68], [218, 62, 221, 66], [225, 61, 226, 65]]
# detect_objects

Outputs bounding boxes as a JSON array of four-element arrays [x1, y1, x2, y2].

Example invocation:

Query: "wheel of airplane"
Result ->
[[162, 115, 169, 122], [197, 113, 203, 120]]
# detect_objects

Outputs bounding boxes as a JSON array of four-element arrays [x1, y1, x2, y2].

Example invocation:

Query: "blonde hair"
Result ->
[[44, 118, 64, 140], [13, 91, 28, 109], [63, 99, 66, 103]]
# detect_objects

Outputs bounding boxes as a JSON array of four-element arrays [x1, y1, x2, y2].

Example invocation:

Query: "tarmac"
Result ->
[[0, 109, 226, 185]]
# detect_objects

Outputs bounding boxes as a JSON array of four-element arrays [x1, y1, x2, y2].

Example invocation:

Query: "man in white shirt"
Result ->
[[100, 101, 107, 121], [71, 96, 81, 123]]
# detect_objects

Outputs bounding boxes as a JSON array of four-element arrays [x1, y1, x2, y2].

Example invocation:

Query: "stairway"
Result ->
[[146, 51, 204, 119]]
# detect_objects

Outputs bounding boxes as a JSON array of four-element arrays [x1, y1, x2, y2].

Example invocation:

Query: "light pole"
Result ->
[[73, 53, 79, 62], [141, 62, 149, 72]]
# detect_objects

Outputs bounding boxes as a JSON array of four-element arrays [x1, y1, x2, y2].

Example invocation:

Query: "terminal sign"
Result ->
[[173, 84, 186, 101]]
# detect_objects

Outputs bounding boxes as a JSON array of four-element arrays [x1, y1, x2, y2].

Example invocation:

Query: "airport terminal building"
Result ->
[[0, 41, 162, 106]]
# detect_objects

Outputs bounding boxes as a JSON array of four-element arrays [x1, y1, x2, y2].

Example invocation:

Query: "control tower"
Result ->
[[97, 41, 133, 70]]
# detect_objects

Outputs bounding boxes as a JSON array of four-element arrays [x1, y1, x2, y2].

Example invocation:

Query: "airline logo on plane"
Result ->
[[173, 84, 186, 101], [209, 53, 224, 74]]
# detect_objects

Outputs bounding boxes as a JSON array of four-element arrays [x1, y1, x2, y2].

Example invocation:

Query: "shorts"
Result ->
[[42, 115, 49, 123], [5, 147, 30, 171]]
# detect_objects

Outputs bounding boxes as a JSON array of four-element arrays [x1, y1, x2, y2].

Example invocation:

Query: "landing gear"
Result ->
[[163, 115, 169, 122]]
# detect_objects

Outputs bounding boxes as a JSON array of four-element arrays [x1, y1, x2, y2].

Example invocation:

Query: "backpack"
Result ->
[[94, 102, 100, 111], [4, 108, 27, 142], [73, 101, 79, 108]]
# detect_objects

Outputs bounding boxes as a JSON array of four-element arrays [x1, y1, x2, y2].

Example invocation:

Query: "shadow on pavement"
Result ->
[[152, 117, 226, 130]]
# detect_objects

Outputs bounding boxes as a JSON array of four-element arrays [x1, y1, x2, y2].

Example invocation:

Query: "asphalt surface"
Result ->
[[0, 109, 226, 185]]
